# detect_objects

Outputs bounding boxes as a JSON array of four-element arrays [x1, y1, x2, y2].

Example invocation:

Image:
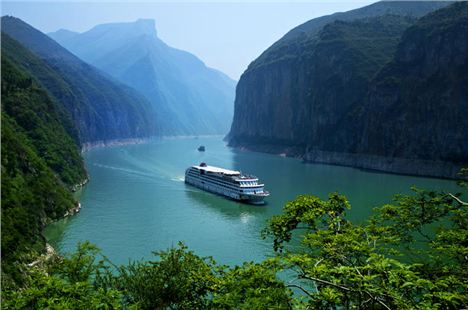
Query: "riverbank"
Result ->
[[81, 138, 150, 153], [228, 142, 464, 180], [81, 135, 225, 153], [28, 243, 59, 269]]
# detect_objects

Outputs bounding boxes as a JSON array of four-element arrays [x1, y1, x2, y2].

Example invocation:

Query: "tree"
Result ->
[[100, 242, 218, 309], [264, 183, 467, 309], [2, 242, 122, 309], [211, 261, 291, 309], [3, 242, 292, 309]]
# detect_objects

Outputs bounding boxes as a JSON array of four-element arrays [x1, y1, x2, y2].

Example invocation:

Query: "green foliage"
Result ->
[[56, 242, 103, 283], [103, 242, 218, 309], [1, 55, 87, 186], [2, 270, 123, 310], [1, 53, 86, 287], [211, 261, 291, 309], [3, 242, 291, 309], [265, 185, 467, 309], [1, 114, 77, 286], [2, 243, 123, 310]]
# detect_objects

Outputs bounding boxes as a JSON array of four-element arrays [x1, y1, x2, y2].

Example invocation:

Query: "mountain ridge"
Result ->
[[248, 1, 452, 72], [228, 1, 466, 179], [49, 19, 236, 136], [2, 16, 157, 143]]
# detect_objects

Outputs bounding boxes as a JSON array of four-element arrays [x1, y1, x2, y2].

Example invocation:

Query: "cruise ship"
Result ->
[[185, 163, 269, 204]]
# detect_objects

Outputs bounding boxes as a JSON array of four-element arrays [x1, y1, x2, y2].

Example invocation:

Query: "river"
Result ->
[[45, 136, 461, 266]]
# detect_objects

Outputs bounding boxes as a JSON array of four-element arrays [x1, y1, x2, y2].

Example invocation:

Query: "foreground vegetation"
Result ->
[[2, 174, 466, 309]]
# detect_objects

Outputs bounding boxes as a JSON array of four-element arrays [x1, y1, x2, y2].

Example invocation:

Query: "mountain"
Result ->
[[347, 2, 468, 176], [1, 54, 86, 284], [49, 19, 236, 135], [1, 16, 156, 144], [228, 1, 466, 178], [250, 1, 451, 71], [49, 28, 78, 42]]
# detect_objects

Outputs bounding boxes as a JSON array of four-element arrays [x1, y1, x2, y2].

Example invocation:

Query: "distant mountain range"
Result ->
[[1, 16, 156, 144], [228, 1, 467, 178], [49, 19, 235, 135]]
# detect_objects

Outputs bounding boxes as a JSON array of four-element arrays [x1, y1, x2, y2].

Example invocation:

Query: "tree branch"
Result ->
[[449, 193, 467, 206], [299, 275, 353, 292], [286, 284, 315, 298], [364, 291, 391, 310]]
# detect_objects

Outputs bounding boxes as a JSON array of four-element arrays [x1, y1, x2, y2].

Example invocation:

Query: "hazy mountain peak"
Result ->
[[133, 18, 157, 35], [50, 18, 235, 135], [54, 28, 78, 35], [50, 28, 79, 43], [85, 18, 158, 39]]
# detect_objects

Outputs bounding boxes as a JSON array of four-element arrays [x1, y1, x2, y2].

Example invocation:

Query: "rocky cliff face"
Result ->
[[350, 2, 468, 176], [231, 14, 415, 148], [229, 1, 466, 178]]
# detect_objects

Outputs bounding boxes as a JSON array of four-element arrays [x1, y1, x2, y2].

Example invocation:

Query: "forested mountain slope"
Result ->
[[2, 16, 156, 143], [1, 55, 86, 285]]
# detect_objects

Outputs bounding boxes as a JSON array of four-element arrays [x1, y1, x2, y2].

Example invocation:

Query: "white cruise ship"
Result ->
[[185, 163, 269, 204]]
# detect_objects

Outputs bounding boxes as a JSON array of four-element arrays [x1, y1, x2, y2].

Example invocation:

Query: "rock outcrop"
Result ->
[[228, 1, 467, 178]]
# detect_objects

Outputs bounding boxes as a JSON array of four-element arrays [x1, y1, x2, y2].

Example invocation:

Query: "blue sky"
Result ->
[[2, 1, 375, 80]]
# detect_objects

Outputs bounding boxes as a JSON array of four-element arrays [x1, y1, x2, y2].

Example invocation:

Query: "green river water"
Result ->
[[45, 136, 461, 266]]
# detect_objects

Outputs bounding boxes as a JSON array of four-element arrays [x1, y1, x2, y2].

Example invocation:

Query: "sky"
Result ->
[[2, 1, 375, 80]]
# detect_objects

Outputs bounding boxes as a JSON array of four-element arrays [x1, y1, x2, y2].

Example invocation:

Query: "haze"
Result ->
[[2, 1, 374, 80]]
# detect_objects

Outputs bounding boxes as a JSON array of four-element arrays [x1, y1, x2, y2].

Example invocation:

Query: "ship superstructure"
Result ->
[[185, 163, 269, 204]]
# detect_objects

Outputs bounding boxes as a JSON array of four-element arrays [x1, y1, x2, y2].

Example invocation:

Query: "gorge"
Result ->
[[1, 2, 467, 306], [228, 1, 467, 179]]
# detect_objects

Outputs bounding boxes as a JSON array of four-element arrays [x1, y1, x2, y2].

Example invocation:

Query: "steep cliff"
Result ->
[[49, 19, 235, 135], [229, 1, 466, 178], [349, 2, 468, 177], [303, 2, 468, 178], [1, 16, 156, 143], [230, 14, 415, 148]]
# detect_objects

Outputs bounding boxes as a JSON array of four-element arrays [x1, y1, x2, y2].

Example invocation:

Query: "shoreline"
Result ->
[[228, 142, 464, 180], [36, 200, 83, 269], [80, 135, 226, 153], [81, 138, 150, 153]]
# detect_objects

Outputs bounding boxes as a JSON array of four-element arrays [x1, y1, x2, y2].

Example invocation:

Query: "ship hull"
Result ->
[[185, 176, 267, 205]]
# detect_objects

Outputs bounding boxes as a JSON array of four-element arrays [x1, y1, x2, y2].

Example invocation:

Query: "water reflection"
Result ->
[[184, 186, 268, 221]]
